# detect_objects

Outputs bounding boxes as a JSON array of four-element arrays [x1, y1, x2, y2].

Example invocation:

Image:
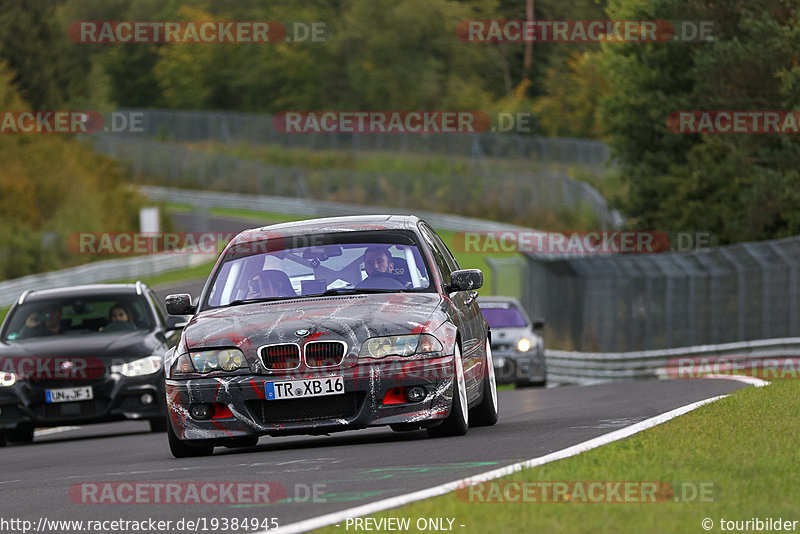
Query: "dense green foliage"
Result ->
[[0, 58, 146, 279], [598, 0, 800, 243], [1, 1, 799, 246]]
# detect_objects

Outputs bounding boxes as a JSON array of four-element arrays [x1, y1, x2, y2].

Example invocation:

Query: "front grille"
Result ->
[[305, 341, 346, 367], [260, 344, 301, 370], [246, 392, 363, 424], [492, 343, 513, 352]]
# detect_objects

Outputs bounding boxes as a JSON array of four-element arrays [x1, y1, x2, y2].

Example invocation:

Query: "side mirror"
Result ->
[[165, 315, 189, 330], [166, 294, 196, 316], [448, 269, 483, 292], [533, 318, 546, 331]]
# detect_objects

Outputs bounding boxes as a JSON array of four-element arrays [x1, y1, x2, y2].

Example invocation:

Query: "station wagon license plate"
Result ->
[[45, 386, 93, 403], [265, 376, 344, 400]]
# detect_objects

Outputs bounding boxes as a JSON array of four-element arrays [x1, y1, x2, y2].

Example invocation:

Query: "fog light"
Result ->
[[406, 386, 426, 403], [140, 393, 154, 406], [189, 404, 213, 420]]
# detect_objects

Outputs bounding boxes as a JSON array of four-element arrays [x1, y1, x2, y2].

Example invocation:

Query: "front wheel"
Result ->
[[149, 418, 167, 433], [470, 340, 498, 427], [5, 423, 34, 444], [167, 416, 214, 458], [427, 344, 469, 438]]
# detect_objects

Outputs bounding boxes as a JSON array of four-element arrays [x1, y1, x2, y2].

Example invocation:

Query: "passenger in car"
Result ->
[[99, 304, 135, 332]]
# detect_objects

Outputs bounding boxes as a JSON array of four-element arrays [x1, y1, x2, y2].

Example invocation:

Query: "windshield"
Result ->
[[2, 295, 154, 342], [205, 231, 433, 308], [480, 303, 529, 328]]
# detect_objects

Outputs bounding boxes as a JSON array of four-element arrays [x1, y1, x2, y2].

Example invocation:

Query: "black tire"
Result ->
[[149, 418, 167, 433], [427, 344, 469, 438], [5, 423, 34, 444], [517, 375, 547, 388], [167, 417, 214, 458], [470, 340, 499, 427], [0, 433, 6, 447]]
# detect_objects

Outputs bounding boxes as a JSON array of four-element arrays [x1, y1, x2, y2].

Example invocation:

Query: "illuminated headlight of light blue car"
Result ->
[[359, 334, 443, 359], [110, 355, 163, 377], [170, 348, 249, 376]]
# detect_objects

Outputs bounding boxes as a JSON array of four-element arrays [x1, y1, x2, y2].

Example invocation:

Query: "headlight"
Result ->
[[516, 338, 534, 352], [111, 355, 162, 377], [359, 334, 443, 359], [178, 348, 248, 374], [0, 372, 17, 387]]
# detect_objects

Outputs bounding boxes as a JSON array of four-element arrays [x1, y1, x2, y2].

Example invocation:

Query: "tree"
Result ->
[[598, 0, 800, 243], [0, 0, 90, 109]]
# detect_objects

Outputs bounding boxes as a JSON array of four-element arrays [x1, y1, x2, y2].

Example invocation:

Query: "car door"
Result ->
[[418, 223, 483, 401]]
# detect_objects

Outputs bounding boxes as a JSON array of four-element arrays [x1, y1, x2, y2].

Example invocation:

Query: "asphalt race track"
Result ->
[[2, 375, 747, 530]]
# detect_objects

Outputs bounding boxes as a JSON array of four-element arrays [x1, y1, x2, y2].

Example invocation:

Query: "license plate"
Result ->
[[265, 377, 344, 400], [45, 386, 93, 403]]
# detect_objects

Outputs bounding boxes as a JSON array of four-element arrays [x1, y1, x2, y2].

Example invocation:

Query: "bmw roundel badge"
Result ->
[[295, 329, 311, 337]]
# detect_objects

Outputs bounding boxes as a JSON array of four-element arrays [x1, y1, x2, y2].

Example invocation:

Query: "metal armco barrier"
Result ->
[[546, 337, 800, 384], [0, 251, 210, 307]]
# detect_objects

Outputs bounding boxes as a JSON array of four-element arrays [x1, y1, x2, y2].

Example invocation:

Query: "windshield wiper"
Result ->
[[303, 288, 404, 298], [227, 296, 291, 307]]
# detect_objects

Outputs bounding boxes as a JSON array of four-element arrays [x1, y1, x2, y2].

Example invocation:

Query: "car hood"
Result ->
[[185, 293, 446, 356], [0, 331, 157, 361]]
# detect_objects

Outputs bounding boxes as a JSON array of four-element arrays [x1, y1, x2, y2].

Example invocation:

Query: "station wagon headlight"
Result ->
[[111, 356, 163, 377], [188, 348, 248, 373], [359, 334, 443, 359]]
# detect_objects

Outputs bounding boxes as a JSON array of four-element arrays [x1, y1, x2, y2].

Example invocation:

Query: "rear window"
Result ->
[[480, 304, 528, 328], [2, 295, 153, 342]]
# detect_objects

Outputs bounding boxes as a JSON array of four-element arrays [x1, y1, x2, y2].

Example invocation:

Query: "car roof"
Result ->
[[20, 284, 146, 303], [231, 215, 423, 245]]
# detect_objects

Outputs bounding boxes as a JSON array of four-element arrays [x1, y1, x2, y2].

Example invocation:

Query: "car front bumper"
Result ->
[[166, 354, 456, 442], [0, 373, 166, 429], [493, 350, 546, 384]]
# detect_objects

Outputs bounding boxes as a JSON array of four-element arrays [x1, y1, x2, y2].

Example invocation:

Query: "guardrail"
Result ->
[[545, 337, 800, 384], [139, 186, 545, 235], [0, 252, 210, 308], [113, 108, 613, 169], [91, 135, 624, 229]]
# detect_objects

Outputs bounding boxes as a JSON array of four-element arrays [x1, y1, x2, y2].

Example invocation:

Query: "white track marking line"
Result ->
[[271, 387, 755, 534], [34, 426, 81, 437], [702, 374, 769, 387]]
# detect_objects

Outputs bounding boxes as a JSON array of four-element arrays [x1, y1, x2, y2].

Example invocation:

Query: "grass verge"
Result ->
[[315, 380, 800, 534]]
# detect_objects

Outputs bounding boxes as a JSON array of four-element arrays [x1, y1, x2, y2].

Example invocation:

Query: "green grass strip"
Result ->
[[314, 380, 800, 534]]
